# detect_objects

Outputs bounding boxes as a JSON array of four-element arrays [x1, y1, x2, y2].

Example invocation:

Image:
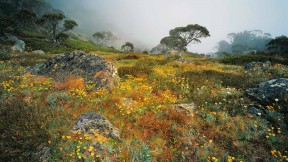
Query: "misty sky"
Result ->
[[49, 0, 288, 53]]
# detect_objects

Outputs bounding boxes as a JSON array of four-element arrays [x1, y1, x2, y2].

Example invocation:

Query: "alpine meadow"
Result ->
[[1, 0, 288, 161]]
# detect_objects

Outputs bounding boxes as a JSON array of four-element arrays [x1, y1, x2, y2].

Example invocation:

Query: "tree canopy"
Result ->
[[160, 24, 210, 52], [121, 42, 134, 52], [160, 35, 186, 51], [92, 31, 118, 47], [266, 35, 288, 55], [13, 9, 36, 31], [40, 12, 78, 42], [0, 0, 52, 16], [215, 30, 272, 56], [0, 0, 54, 37]]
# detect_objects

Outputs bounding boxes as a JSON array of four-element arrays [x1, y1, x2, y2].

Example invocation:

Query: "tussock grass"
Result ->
[[0, 96, 50, 161]]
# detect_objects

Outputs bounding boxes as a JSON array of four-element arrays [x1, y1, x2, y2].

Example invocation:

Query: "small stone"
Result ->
[[246, 78, 288, 109]]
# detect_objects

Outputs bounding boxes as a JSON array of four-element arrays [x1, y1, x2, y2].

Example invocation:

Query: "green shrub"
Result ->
[[131, 140, 152, 162], [11, 53, 57, 67], [0, 96, 50, 161], [219, 54, 288, 65], [64, 39, 98, 52], [24, 38, 121, 54], [117, 54, 141, 60], [24, 38, 71, 54], [64, 39, 121, 53], [0, 48, 10, 61], [118, 66, 153, 78]]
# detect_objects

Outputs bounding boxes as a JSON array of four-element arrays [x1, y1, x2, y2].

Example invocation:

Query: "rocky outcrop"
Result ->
[[247, 104, 267, 117], [73, 113, 120, 139], [30, 51, 118, 90], [247, 78, 288, 127], [246, 78, 288, 106], [244, 61, 271, 70]]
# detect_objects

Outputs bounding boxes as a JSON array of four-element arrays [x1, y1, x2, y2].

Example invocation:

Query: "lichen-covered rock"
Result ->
[[30, 51, 118, 90], [73, 113, 120, 139], [246, 78, 288, 110], [244, 61, 271, 70], [247, 104, 267, 117]]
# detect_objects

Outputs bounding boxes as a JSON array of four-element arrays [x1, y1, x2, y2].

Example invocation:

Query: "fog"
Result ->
[[48, 0, 288, 54]]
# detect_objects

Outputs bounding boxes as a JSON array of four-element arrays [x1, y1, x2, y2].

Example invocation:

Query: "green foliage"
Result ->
[[121, 42, 134, 52], [169, 24, 210, 44], [160, 35, 186, 51], [63, 20, 78, 31], [161, 24, 210, 52], [266, 35, 288, 55], [117, 54, 141, 61], [131, 141, 152, 162], [13, 9, 36, 31], [0, 48, 10, 61], [64, 39, 98, 51], [0, 0, 49, 36], [24, 38, 121, 54], [92, 31, 118, 47], [216, 30, 272, 55], [24, 38, 71, 53], [215, 40, 232, 54], [219, 54, 288, 65], [64, 39, 120, 53], [0, 97, 50, 161], [118, 66, 153, 78], [93, 32, 105, 40], [40, 12, 78, 42], [18, 26, 47, 39]]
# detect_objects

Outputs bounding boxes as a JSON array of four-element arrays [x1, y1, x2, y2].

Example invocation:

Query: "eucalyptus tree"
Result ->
[[160, 24, 210, 52]]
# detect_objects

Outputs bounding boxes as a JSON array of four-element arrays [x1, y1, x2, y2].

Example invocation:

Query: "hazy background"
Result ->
[[48, 0, 288, 54]]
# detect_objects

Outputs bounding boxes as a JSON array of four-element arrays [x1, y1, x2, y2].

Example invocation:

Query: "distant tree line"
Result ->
[[215, 30, 288, 57]]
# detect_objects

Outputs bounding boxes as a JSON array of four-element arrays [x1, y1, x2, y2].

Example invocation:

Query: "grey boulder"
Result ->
[[73, 113, 120, 139]]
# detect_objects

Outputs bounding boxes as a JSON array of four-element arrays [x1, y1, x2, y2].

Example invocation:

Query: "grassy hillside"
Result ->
[[1, 52, 288, 161], [22, 38, 121, 54]]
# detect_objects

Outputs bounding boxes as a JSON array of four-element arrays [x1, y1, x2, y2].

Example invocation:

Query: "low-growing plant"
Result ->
[[131, 140, 152, 162], [1, 51, 288, 161], [0, 47, 10, 61], [0, 96, 50, 161], [220, 54, 288, 65]]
